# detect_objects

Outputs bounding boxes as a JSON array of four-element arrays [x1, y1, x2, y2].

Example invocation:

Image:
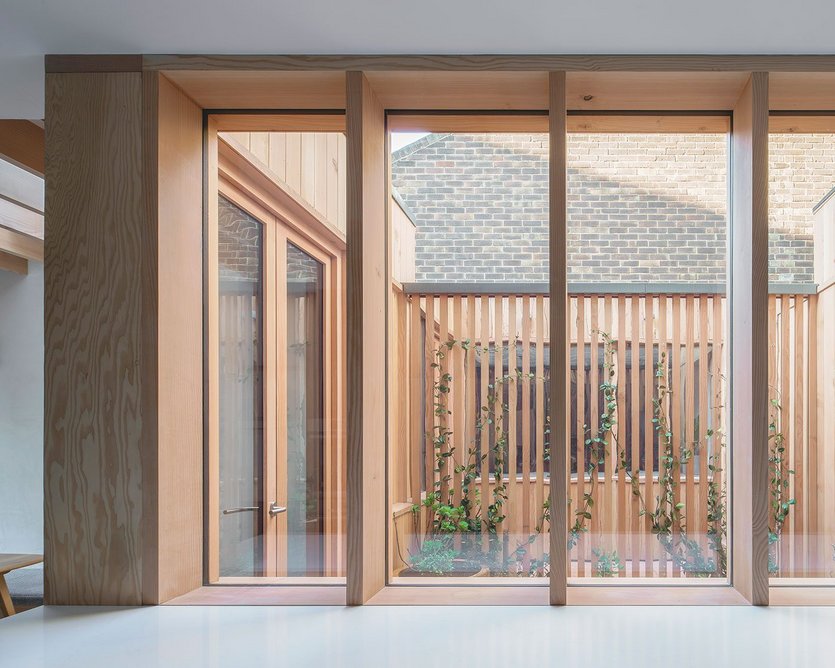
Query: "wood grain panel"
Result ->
[[566, 71, 748, 110], [145, 54, 835, 72], [44, 71, 148, 605], [205, 117, 221, 584], [388, 114, 728, 133], [345, 72, 386, 605], [144, 73, 203, 603], [46, 55, 143, 73], [549, 71, 568, 604], [769, 72, 835, 110], [161, 70, 346, 109], [367, 71, 548, 110], [730, 72, 770, 605], [44, 70, 203, 606], [0, 120, 45, 176]]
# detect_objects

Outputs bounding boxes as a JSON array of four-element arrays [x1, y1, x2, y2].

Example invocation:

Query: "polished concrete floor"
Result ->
[[1, 604, 834, 667]]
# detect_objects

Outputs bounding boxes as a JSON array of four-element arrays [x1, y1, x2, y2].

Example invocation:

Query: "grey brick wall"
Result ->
[[391, 132, 835, 284]]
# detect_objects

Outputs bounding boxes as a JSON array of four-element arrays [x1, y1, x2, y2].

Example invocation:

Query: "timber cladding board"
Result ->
[[44, 71, 150, 605], [148, 73, 204, 603]]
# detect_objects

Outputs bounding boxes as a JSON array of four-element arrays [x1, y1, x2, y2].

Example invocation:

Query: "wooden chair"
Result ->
[[0, 554, 43, 617]]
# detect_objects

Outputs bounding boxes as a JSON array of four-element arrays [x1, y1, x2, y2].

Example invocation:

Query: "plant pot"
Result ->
[[396, 562, 490, 578]]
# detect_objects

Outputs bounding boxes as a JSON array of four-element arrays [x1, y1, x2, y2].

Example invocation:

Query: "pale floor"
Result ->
[[1, 604, 835, 667]]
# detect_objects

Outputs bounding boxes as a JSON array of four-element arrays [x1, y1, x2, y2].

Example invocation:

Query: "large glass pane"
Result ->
[[567, 130, 730, 582], [218, 195, 265, 577], [213, 128, 346, 582], [286, 242, 325, 576], [389, 130, 550, 583], [768, 126, 835, 581]]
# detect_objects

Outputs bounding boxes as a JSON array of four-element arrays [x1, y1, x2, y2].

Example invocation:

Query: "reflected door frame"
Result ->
[[208, 130, 346, 582]]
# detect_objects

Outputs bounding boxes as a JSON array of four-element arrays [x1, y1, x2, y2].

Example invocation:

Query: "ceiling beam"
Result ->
[[0, 120, 45, 176], [0, 249, 27, 274], [139, 54, 835, 73], [0, 225, 44, 262]]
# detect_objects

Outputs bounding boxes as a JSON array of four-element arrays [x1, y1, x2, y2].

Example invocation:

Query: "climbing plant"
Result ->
[[403, 337, 536, 575]]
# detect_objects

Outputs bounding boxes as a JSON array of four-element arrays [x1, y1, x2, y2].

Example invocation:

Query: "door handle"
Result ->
[[269, 502, 287, 517], [222, 506, 260, 515]]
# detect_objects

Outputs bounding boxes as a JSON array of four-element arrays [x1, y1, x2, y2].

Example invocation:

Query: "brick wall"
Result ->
[[391, 132, 835, 284], [218, 195, 262, 286]]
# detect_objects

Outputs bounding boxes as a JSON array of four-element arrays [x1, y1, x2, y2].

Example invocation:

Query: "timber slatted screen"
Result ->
[[390, 289, 817, 579], [768, 293, 821, 577]]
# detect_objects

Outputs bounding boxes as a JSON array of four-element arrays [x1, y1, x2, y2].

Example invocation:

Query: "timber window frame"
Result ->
[[40, 58, 835, 607]]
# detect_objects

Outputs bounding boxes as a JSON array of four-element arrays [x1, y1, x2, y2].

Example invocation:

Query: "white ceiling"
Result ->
[[1, 0, 834, 118]]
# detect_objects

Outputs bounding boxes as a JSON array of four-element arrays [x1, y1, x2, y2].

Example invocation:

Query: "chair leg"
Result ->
[[0, 574, 15, 617]]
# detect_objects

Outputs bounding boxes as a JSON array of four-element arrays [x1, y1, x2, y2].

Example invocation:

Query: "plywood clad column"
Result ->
[[44, 69, 202, 605], [730, 72, 769, 605], [45, 70, 149, 605], [345, 72, 386, 605], [549, 71, 568, 605]]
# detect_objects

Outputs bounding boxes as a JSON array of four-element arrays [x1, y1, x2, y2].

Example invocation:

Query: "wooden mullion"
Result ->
[[549, 71, 567, 604]]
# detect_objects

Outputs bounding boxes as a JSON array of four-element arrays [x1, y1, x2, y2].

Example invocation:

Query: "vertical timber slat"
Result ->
[[730, 72, 770, 605], [346, 72, 386, 604], [549, 71, 568, 604]]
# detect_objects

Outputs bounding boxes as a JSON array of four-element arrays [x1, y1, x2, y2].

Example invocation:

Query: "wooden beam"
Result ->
[[213, 114, 345, 133], [569, 114, 730, 133], [162, 71, 346, 110], [730, 72, 770, 606], [549, 72, 568, 605], [0, 225, 43, 261], [367, 71, 548, 110], [205, 116, 221, 584], [143, 54, 835, 72], [0, 156, 44, 212], [45, 55, 143, 73], [566, 71, 748, 111], [388, 113, 729, 135], [769, 114, 835, 134], [0, 250, 27, 274], [345, 71, 387, 605], [0, 197, 44, 238], [769, 72, 835, 110], [388, 113, 548, 133], [0, 120, 44, 176]]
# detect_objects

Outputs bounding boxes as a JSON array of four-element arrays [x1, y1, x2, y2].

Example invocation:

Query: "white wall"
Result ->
[[4, 0, 835, 117], [0, 262, 43, 554]]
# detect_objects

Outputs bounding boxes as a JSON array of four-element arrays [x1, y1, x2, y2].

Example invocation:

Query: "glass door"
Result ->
[[217, 195, 266, 577], [214, 195, 336, 580], [209, 123, 346, 584]]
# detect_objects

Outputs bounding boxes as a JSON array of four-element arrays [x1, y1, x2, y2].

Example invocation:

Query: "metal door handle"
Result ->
[[222, 506, 260, 515], [269, 502, 287, 517]]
